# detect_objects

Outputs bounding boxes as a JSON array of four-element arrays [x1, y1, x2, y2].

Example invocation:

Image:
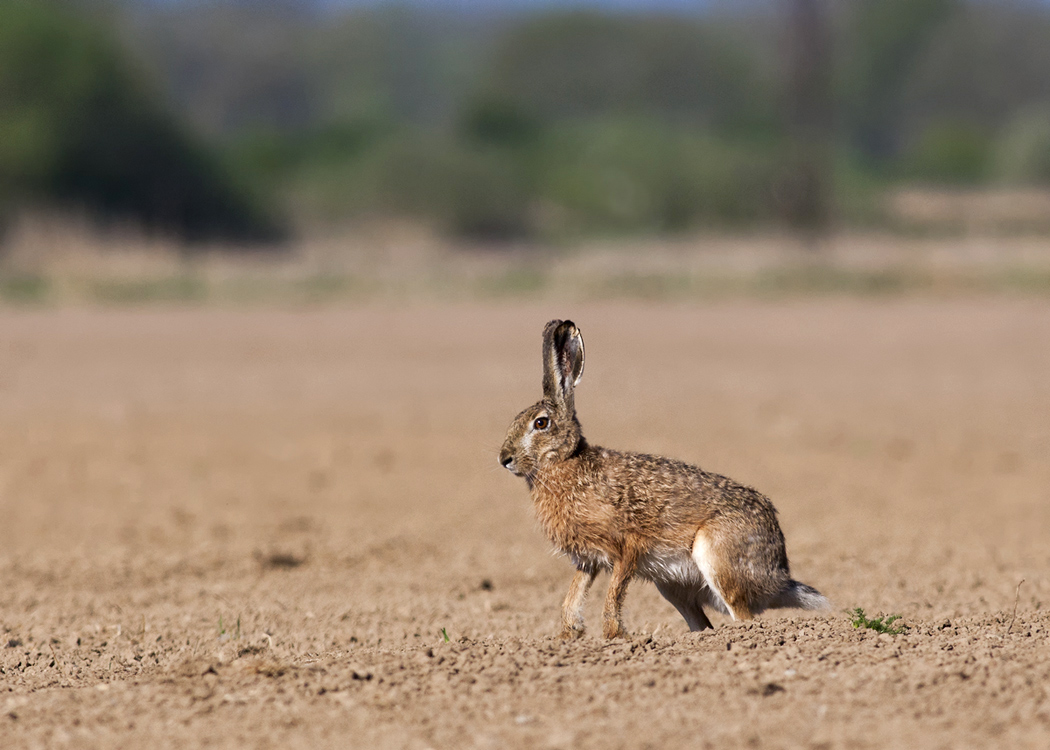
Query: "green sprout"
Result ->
[[218, 615, 242, 640], [849, 607, 908, 635]]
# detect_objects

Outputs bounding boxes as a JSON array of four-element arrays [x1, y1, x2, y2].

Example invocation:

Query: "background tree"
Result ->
[[0, 0, 281, 244]]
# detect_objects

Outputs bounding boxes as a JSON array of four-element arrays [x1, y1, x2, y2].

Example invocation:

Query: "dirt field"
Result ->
[[1, 300, 1049, 749]]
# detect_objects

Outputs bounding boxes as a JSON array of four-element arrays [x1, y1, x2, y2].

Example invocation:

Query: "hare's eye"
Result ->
[[533, 416, 550, 431]]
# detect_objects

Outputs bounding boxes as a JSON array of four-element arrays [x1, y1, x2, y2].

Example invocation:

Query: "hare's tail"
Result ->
[[770, 580, 830, 611]]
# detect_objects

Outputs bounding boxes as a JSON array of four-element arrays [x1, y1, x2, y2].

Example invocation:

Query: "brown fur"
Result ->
[[499, 320, 827, 639]]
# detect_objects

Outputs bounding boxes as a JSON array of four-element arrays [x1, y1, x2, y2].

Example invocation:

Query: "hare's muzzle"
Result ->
[[498, 449, 515, 472]]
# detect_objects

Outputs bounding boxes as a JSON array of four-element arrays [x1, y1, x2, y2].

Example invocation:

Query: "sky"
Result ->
[[331, 0, 707, 6], [141, 0, 714, 11], [411, 0, 710, 8]]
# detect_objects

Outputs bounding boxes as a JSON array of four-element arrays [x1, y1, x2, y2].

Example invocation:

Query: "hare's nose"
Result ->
[[499, 453, 513, 469]]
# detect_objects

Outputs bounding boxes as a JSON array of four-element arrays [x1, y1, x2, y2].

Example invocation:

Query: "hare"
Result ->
[[499, 320, 828, 639]]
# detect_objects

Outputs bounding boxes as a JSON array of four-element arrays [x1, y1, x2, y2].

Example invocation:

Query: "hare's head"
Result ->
[[499, 320, 586, 481]]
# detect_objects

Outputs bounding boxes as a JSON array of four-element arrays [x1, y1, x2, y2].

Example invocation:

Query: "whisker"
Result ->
[[530, 471, 559, 498]]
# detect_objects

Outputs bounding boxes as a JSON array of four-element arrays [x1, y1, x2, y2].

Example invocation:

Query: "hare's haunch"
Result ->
[[499, 319, 828, 639]]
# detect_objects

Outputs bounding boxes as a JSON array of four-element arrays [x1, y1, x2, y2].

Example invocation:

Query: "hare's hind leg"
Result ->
[[560, 568, 598, 639], [655, 581, 714, 631], [691, 531, 756, 621]]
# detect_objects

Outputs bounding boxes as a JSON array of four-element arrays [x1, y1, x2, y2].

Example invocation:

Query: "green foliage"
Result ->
[[282, 118, 788, 238], [905, 121, 991, 184], [400, 144, 530, 240], [993, 106, 1050, 185], [89, 276, 208, 305], [839, 0, 962, 158], [897, 4, 1050, 145], [0, 0, 280, 242], [291, 131, 531, 239], [480, 11, 777, 136], [229, 120, 386, 190], [0, 274, 50, 303], [458, 96, 542, 149], [440, 628, 450, 643], [9, 1, 1050, 242], [537, 119, 781, 235], [230, 8, 793, 237], [849, 608, 908, 635]]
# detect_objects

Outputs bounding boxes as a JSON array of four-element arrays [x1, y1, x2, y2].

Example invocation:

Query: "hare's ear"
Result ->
[[542, 319, 585, 415]]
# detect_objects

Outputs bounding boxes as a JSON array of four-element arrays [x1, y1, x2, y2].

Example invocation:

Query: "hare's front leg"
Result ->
[[602, 553, 638, 639], [560, 568, 597, 639]]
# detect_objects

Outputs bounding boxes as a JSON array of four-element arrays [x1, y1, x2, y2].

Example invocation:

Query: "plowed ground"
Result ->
[[1, 300, 1049, 749]]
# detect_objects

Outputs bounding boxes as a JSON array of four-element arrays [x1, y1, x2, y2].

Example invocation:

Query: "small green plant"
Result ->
[[218, 615, 242, 640], [849, 607, 907, 635], [440, 627, 450, 643]]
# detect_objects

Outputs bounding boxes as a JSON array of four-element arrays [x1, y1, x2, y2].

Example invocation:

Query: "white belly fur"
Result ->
[[636, 548, 704, 587]]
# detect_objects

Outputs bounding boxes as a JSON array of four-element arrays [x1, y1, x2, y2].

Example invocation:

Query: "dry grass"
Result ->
[[4, 213, 1050, 306], [887, 187, 1050, 234]]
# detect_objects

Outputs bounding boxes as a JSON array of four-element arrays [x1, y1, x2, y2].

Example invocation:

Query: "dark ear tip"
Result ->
[[544, 319, 575, 336]]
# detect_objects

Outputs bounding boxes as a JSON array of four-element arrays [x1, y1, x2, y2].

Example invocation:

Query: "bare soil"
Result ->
[[1, 300, 1048, 749]]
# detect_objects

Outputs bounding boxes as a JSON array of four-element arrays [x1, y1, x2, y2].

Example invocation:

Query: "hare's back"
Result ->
[[605, 450, 781, 524]]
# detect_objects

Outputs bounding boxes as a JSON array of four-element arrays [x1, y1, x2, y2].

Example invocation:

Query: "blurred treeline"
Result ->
[[3, 0, 1050, 244]]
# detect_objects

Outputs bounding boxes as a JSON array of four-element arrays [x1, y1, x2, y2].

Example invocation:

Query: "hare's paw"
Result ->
[[559, 625, 585, 641], [602, 622, 628, 640]]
